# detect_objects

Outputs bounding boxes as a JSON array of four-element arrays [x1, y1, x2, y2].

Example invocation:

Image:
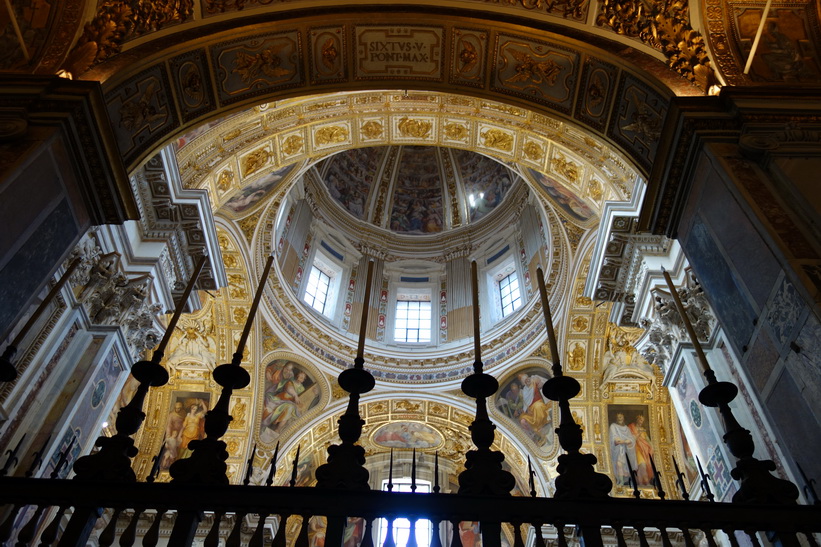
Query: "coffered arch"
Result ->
[[94, 10, 694, 176]]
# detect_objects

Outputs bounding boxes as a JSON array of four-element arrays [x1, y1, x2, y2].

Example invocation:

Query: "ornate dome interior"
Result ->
[[315, 146, 523, 234]]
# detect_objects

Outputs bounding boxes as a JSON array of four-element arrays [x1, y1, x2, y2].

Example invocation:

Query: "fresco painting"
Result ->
[[528, 168, 594, 222], [607, 404, 654, 488], [389, 147, 445, 234], [161, 391, 211, 470], [260, 359, 321, 444], [322, 147, 384, 220], [372, 421, 443, 449], [224, 163, 296, 214], [453, 149, 514, 222], [496, 367, 553, 447]]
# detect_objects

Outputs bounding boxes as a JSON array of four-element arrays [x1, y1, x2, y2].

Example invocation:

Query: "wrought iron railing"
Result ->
[[1, 477, 820, 547], [3, 261, 820, 547]]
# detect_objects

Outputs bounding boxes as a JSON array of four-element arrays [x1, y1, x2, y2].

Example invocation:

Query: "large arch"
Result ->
[[90, 10, 698, 175]]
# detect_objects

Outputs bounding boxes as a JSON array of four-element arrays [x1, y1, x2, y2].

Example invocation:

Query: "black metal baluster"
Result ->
[[361, 518, 375, 547], [271, 515, 289, 547], [226, 512, 247, 547], [744, 530, 762, 547], [636, 526, 650, 547], [511, 523, 524, 547], [142, 508, 166, 547], [38, 506, 68, 547], [613, 525, 628, 547], [0, 505, 24, 544], [679, 527, 696, 547], [429, 519, 441, 547], [448, 521, 461, 547], [532, 523, 545, 547], [555, 523, 568, 547], [98, 508, 123, 547], [203, 512, 225, 547], [119, 508, 143, 547], [295, 516, 311, 547], [250, 513, 269, 547], [384, 518, 396, 547], [659, 526, 673, 547], [407, 518, 419, 547], [15, 503, 48, 547], [701, 529, 718, 547]]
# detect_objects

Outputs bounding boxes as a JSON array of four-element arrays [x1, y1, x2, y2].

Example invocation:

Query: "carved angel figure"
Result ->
[[233, 45, 292, 83], [505, 50, 562, 86]]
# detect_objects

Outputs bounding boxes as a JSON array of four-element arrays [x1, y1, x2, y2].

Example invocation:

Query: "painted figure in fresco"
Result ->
[[180, 399, 208, 455], [498, 380, 524, 419], [372, 422, 441, 449], [609, 412, 636, 486], [161, 401, 186, 469], [517, 372, 551, 442], [629, 413, 654, 486], [262, 371, 308, 433]]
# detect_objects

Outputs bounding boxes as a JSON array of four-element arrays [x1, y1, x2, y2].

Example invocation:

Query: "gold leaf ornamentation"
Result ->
[[443, 123, 468, 141], [588, 178, 603, 200], [216, 169, 234, 193], [480, 128, 513, 151], [398, 117, 432, 139], [241, 148, 270, 178], [360, 120, 384, 139], [281, 135, 304, 156], [550, 151, 580, 183], [315, 125, 349, 145], [523, 141, 544, 161]]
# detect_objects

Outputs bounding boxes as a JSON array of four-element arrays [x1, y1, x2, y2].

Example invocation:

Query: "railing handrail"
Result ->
[[2, 477, 819, 531]]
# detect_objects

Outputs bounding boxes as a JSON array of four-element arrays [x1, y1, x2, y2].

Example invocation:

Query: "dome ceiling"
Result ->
[[316, 146, 519, 235]]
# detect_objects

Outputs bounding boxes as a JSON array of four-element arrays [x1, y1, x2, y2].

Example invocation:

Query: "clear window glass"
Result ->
[[304, 266, 331, 314], [378, 479, 432, 547], [499, 272, 521, 317], [394, 300, 432, 343]]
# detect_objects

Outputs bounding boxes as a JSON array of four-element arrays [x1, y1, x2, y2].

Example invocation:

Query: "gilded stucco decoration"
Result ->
[[596, 0, 713, 88], [97, 14, 688, 173], [61, 0, 194, 77]]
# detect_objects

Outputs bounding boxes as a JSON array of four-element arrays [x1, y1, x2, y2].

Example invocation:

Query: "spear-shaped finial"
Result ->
[[290, 445, 301, 487], [696, 456, 715, 502], [672, 456, 690, 500], [266, 441, 280, 487], [528, 456, 537, 497], [625, 453, 640, 499], [243, 443, 257, 486]]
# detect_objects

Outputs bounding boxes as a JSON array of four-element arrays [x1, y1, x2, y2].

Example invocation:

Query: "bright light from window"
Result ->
[[499, 272, 521, 317], [378, 479, 432, 547], [394, 301, 432, 343], [304, 266, 331, 314]]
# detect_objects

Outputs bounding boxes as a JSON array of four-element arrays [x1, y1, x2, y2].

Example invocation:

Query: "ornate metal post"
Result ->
[[315, 260, 376, 547], [458, 261, 514, 547], [168, 254, 272, 544], [663, 270, 798, 504], [171, 255, 271, 482], [537, 268, 612, 500]]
